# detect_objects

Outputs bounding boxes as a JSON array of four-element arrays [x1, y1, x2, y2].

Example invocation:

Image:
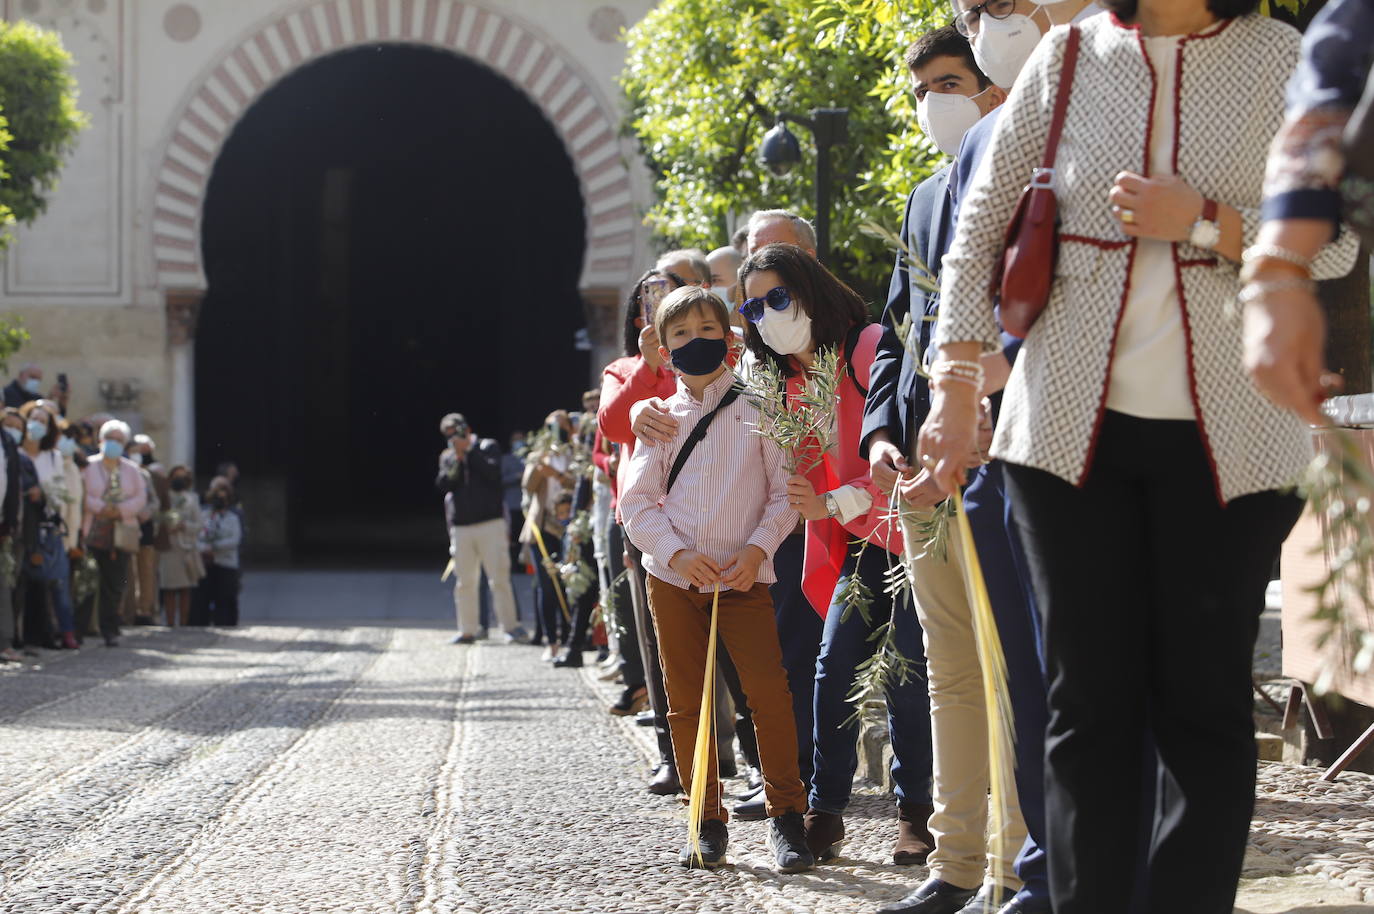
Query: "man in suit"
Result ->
[[863, 24, 1055, 914]]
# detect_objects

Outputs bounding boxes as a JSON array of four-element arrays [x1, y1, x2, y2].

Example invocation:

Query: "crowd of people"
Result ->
[[436, 0, 1368, 909], [0, 362, 245, 663]]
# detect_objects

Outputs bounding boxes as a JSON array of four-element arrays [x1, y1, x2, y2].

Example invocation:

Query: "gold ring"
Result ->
[[1120, 208, 1136, 225], [920, 454, 936, 468]]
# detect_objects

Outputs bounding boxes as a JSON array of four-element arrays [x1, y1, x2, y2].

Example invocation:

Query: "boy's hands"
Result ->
[[669, 550, 721, 590], [721, 545, 766, 592]]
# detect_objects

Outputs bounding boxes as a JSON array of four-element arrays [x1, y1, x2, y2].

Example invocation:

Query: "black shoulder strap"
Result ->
[[666, 385, 744, 494], [843, 324, 869, 398]]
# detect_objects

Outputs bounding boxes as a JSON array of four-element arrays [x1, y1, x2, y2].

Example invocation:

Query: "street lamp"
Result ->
[[754, 105, 850, 265]]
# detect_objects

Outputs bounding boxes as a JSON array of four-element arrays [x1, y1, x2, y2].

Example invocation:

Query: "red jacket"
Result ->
[[597, 355, 676, 516]]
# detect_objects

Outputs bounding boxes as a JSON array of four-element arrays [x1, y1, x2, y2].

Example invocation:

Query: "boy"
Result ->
[[620, 286, 812, 873]]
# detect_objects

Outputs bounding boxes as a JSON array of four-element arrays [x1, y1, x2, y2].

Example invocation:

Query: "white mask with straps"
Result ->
[[917, 87, 992, 156], [757, 304, 813, 356], [971, 5, 1046, 88]]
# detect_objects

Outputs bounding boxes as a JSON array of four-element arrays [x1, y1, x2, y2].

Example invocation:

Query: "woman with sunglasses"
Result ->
[[738, 243, 934, 865]]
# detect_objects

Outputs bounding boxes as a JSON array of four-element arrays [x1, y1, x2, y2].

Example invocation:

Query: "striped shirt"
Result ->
[[620, 369, 796, 593]]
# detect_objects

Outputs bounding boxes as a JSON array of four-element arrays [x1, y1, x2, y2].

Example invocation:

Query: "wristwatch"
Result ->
[[823, 492, 840, 519], [1188, 198, 1221, 250]]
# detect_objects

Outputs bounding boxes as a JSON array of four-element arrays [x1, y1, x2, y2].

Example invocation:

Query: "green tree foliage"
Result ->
[[0, 20, 87, 246], [621, 0, 943, 295]]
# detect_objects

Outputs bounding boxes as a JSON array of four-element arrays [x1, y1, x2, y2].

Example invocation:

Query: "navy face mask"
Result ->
[[669, 337, 728, 376]]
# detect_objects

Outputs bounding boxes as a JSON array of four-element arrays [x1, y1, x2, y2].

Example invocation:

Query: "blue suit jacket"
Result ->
[[860, 165, 952, 459], [948, 108, 1024, 368]]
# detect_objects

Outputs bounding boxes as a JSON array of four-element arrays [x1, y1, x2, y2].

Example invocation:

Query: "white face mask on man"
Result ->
[[917, 87, 993, 156], [710, 285, 735, 306], [971, 5, 1046, 88], [757, 304, 813, 356]]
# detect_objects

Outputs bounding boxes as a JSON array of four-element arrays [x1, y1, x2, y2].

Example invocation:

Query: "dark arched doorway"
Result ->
[[198, 45, 588, 563]]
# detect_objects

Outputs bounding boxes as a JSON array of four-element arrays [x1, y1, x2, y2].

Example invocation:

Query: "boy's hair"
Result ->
[[555, 493, 574, 508], [653, 286, 732, 344], [904, 25, 991, 91]]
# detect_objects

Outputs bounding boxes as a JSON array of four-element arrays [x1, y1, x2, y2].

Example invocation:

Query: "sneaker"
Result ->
[[504, 626, 531, 645], [804, 808, 846, 861], [678, 819, 728, 869], [634, 709, 655, 727], [450, 633, 477, 645], [768, 812, 815, 873], [610, 686, 649, 717], [540, 645, 557, 662]]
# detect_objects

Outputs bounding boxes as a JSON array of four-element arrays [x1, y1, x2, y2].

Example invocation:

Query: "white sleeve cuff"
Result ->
[[828, 485, 873, 525]]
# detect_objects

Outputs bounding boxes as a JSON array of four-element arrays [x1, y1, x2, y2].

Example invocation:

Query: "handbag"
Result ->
[[1340, 62, 1374, 247], [993, 24, 1081, 339], [29, 521, 66, 582]]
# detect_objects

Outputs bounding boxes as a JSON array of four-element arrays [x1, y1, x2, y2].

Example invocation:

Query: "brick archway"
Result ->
[[149, 0, 635, 293]]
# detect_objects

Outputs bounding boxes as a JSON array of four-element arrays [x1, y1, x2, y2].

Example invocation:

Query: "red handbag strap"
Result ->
[[1039, 25, 1081, 171]]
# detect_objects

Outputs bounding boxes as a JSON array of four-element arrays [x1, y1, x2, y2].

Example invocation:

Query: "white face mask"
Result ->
[[710, 285, 735, 306], [971, 7, 1045, 88], [757, 303, 813, 356], [917, 89, 990, 156]]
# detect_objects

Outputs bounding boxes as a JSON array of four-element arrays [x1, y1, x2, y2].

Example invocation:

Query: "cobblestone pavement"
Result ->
[[0, 626, 1371, 913]]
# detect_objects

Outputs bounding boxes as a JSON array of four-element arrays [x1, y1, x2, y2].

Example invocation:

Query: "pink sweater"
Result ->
[[81, 458, 148, 537]]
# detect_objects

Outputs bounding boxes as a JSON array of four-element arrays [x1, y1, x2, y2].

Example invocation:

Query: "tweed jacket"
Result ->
[[935, 13, 1359, 503]]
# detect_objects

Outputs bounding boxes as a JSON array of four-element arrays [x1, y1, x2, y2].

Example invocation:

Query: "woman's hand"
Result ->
[[918, 382, 982, 496], [638, 325, 666, 372], [630, 398, 678, 445], [785, 475, 827, 521], [1110, 173, 1202, 243], [1242, 279, 1332, 425]]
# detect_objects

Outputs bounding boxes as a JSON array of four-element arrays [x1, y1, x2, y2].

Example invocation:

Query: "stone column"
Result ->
[[166, 290, 204, 467]]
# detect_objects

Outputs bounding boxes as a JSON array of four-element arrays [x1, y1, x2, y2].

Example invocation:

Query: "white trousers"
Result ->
[[449, 518, 519, 636]]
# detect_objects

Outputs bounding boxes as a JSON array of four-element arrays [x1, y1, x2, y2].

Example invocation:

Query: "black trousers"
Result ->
[[1004, 411, 1303, 914], [625, 538, 675, 765], [609, 523, 646, 691], [93, 551, 129, 640], [194, 563, 241, 626], [566, 539, 599, 653]]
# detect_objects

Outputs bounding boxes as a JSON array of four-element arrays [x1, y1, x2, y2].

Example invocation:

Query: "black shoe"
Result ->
[[955, 885, 1016, 914], [995, 894, 1052, 914], [595, 645, 610, 663], [103, 635, 120, 648], [732, 789, 767, 821], [877, 878, 980, 914], [678, 819, 728, 869], [134, 615, 156, 626], [767, 811, 815, 873], [552, 650, 583, 668], [450, 633, 476, 645], [718, 754, 738, 779], [610, 686, 649, 716], [634, 709, 655, 727], [648, 763, 681, 795]]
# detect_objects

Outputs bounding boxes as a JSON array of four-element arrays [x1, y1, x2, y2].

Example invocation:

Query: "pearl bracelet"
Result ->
[[1240, 244, 1312, 283], [1237, 277, 1316, 306]]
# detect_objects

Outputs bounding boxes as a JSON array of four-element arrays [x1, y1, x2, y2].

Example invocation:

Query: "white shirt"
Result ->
[[1105, 33, 1195, 420]]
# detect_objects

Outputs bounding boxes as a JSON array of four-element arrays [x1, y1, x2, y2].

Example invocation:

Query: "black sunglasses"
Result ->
[[739, 287, 792, 324], [951, 0, 1016, 36]]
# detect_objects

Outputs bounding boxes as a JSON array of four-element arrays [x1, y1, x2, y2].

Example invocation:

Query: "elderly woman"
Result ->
[[19, 400, 79, 648], [917, 0, 1359, 911], [81, 419, 147, 648]]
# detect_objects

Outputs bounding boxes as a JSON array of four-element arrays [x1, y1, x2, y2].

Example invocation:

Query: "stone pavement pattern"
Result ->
[[0, 625, 1370, 913]]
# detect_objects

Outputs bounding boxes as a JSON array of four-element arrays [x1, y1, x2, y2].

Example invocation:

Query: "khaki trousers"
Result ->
[[645, 575, 806, 823], [449, 518, 519, 636], [901, 504, 1026, 891]]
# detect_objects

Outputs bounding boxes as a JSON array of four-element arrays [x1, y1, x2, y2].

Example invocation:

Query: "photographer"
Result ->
[[436, 413, 528, 645]]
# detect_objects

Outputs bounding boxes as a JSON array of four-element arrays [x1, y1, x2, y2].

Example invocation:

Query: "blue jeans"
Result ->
[[47, 549, 74, 634], [810, 541, 932, 813], [964, 460, 1050, 906]]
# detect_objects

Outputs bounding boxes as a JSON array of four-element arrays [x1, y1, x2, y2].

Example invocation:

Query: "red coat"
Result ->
[[597, 355, 676, 516], [789, 323, 905, 616]]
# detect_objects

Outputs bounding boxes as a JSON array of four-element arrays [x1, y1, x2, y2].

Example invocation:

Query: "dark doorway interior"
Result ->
[[198, 45, 587, 562]]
